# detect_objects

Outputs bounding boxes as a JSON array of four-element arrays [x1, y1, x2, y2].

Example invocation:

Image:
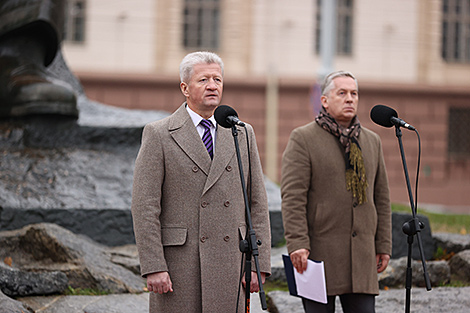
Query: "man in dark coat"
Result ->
[[281, 70, 392, 313]]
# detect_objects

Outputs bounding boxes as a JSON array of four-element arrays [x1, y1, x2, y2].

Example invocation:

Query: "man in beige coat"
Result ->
[[281, 71, 391, 313], [131, 51, 271, 313]]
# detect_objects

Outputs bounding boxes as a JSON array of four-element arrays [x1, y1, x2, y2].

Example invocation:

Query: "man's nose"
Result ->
[[206, 79, 218, 89]]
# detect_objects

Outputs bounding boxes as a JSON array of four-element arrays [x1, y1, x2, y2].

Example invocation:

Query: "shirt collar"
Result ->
[[186, 104, 217, 128]]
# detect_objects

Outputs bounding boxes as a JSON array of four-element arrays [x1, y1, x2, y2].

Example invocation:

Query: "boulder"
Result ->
[[0, 289, 33, 313], [449, 250, 470, 283], [0, 223, 145, 294], [391, 212, 435, 260], [378, 257, 407, 288], [265, 177, 284, 247], [0, 262, 68, 297], [434, 233, 470, 255], [411, 259, 450, 287], [378, 257, 450, 288], [107, 245, 141, 275]]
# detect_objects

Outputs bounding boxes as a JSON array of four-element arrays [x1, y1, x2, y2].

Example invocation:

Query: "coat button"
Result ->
[[192, 166, 198, 172], [224, 200, 230, 207], [201, 201, 208, 208], [201, 236, 207, 242], [224, 236, 230, 242], [352, 231, 357, 237], [226, 165, 232, 172], [353, 202, 358, 208]]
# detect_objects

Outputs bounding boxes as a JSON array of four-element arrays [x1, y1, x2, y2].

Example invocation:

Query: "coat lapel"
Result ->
[[202, 125, 237, 195], [169, 104, 212, 175]]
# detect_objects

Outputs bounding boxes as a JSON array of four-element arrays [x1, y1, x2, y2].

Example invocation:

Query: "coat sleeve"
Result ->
[[245, 124, 272, 275], [280, 128, 312, 254], [131, 123, 168, 277], [373, 135, 392, 256]]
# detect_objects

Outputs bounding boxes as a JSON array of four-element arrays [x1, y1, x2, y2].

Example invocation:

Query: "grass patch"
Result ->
[[438, 280, 469, 288], [391, 203, 470, 235], [64, 286, 111, 296], [264, 280, 289, 293]]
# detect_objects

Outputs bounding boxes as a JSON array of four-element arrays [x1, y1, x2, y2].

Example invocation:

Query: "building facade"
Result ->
[[63, 0, 470, 210]]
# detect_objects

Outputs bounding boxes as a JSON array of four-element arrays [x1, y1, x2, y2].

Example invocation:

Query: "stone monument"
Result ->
[[0, 0, 169, 246]]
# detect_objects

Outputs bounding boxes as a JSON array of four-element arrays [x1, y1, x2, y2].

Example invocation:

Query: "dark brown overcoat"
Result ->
[[281, 121, 391, 296], [131, 103, 271, 312]]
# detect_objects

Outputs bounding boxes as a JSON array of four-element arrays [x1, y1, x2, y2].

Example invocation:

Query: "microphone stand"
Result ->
[[394, 125, 432, 313], [230, 125, 268, 312]]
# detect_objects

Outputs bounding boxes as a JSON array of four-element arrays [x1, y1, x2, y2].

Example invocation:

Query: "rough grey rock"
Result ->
[[0, 289, 33, 313], [378, 257, 408, 288], [0, 263, 68, 297], [18, 293, 149, 313], [108, 245, 141, 275], [0, 223, 145, 294], [0, 207, 136, 247], [379, 257, 450, 288], [449, 250, 470, 283], [412, 259, 450, 287], [434, 233, 470, 254], [265, 178, 284, 247], [391, 212, 435, 260]]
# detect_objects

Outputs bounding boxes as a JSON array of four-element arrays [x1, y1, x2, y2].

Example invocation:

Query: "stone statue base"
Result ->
[[0, 101, 169, 246]]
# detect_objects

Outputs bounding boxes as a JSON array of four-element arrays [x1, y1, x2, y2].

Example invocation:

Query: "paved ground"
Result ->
[[266, 287, 470, 313], [18, 287, 470, 313]]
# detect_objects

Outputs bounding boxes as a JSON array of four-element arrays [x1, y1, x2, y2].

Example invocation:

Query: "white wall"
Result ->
[[63, 0, 156, 73], [62, 0, 470, 86]]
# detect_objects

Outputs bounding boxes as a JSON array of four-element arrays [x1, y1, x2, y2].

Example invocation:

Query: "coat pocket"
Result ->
[[161, 227, 188, 246]]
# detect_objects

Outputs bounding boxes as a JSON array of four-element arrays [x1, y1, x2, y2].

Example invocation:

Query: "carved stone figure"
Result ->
[[0, 0, 77, 117]]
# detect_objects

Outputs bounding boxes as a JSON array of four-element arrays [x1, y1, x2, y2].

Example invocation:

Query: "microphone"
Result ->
[[370, 104, 416, 131], [214, 105, 245, 128]]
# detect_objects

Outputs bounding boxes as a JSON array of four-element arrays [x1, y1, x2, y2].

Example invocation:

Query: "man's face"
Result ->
[[321, 76, 358, 128], [180, 63, 223, 118]]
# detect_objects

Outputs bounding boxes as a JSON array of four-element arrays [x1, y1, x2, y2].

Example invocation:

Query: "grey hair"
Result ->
[[179, 51, 224, 83], [321, 70, 358, 96]]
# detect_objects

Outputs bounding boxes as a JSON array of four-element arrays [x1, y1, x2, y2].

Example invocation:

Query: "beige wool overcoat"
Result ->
[[131, 103, 271, 313], [281, 121, 391, 296]]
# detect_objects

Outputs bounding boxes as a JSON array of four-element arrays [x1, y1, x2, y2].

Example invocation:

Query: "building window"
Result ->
[[64, 0, 86, 43], [448, 107, 470, 157], [315, 0, 354, 56], [183, 0, 220, 50], [441, 0, 470, 63]]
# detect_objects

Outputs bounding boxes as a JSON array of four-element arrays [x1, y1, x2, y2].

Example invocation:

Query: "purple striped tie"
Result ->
[[200, 119, 213, 159]]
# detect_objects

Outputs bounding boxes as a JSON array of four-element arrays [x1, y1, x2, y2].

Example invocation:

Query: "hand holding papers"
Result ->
[[282, 254, 327, 304]]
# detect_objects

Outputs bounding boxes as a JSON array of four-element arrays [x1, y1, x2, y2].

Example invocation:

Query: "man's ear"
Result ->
[[320, 95, 328, 109], [180, 82, 189, 97]]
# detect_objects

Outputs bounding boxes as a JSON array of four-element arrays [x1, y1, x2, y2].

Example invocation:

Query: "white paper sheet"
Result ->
[[293, 259, 327, 304]]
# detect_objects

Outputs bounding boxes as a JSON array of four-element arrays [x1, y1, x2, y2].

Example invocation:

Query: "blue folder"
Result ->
[[282, 254, 299, 297]]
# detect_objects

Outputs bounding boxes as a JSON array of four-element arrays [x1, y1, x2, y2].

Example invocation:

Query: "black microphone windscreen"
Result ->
[[214, 105, 238, 128], [370, 104, 398, 128]]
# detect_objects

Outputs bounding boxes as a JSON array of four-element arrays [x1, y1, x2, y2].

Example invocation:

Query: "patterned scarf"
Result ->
[[315, 106, 368, 204]]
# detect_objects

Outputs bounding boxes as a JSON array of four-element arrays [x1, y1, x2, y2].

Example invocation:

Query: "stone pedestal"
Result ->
[[0, 100, 169, 246]]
